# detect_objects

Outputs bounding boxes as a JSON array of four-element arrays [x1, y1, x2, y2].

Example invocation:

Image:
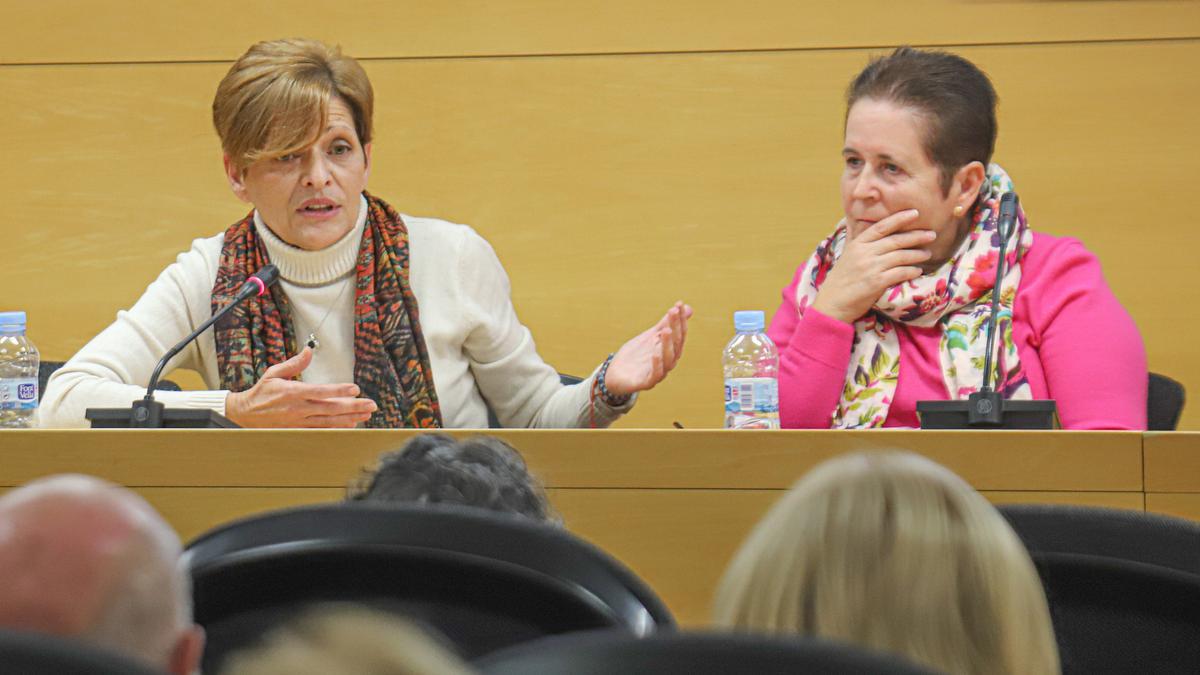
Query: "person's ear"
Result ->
[[167, 624, 205, 675], [953, 161, 987, 213], [223, 154, 252, 204], [362, 142, 373, 182]]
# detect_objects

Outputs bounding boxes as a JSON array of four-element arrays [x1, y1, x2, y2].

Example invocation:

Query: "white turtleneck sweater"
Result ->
[[40, 196, 632, 428]]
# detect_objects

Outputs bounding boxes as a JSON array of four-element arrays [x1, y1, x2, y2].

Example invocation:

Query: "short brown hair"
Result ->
[[847, 46, 998, 194], [213, 38, 374, 171]]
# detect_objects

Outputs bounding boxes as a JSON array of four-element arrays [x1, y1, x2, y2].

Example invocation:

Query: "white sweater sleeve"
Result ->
[[38, 236, 229, 428], [453, 228, 634, 429]]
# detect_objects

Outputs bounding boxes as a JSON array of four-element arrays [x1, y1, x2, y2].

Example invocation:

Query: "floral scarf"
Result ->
[[212, 193, 442, 428], [795, 164, 1033, 428]]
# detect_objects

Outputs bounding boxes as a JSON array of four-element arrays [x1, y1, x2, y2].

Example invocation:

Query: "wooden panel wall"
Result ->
[[3, 4, 1197, 428], [6, 1, 1198, 63]]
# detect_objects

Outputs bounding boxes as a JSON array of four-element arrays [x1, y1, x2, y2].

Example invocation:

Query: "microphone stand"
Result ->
[[917, 194, 1057, 429], [86, 265, 279, 429]]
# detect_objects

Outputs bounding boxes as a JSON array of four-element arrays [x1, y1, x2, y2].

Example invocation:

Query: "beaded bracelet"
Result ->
[[596, 353, 632, 407]]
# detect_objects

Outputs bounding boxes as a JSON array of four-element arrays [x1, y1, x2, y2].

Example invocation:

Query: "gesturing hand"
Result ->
[[604, 302, 694, 397], [808, 210, 935, 323], [224, 347, 378, 428]]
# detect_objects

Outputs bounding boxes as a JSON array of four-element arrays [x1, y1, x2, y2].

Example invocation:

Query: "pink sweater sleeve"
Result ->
[[1020, 236, 1147, 430], [767, 267, 856, 428]]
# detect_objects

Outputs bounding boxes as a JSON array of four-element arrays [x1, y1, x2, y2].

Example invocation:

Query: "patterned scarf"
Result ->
[[212, 193, 442, 428], [794, 164, 1033, 428]]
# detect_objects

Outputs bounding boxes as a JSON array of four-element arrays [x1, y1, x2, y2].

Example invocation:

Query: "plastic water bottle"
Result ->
[[723, 310, 779, 429], [0, 311, 40, 428]]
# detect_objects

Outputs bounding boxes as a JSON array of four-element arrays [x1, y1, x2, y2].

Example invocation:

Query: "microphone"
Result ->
[[127, 264, 279, 427], [979, 192, 1019, 394], [916, 193, 1057, 428]]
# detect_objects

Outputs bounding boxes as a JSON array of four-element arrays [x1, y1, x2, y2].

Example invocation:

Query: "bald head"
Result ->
[[0, 475, 198, 671]]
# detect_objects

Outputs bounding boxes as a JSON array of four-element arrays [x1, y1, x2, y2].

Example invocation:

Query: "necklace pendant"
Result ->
[[305, 333, 320, 351]]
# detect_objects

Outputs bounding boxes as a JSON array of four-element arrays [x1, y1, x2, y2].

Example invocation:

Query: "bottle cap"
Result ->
[[733, 310, 765, 332], [0, 311, 27, 329]]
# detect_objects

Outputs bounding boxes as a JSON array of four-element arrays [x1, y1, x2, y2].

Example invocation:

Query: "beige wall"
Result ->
[[4, 2, 1197, 428]]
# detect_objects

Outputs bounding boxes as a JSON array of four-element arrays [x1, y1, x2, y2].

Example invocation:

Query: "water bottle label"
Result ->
[[0, 378, 38, 410], [724, 377, 779, 429]]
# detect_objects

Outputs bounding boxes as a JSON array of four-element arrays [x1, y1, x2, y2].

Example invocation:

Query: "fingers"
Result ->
[[301, 395, 377, 428], [263, 346, 314, 380], [876, 228, 936, 253], [301, 412, 376, 428], [879, 248, 933, 270], [881, 265, 925, 287], [664, 301, 690, 370], [306, 395, 378, 415], [652, 306, 675, 332], [675, 303, 691, 362], [232, 373, 375, 428], [655, 302, 691, 374], [856, 209, 920, 242], [659, 327, 676, 371], [296, 382, 363, 400], [650, 336, 665, 384]]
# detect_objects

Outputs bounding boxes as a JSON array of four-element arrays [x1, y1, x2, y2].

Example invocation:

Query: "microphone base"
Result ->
[[917, 397, 1058, 429], [85, 407, 240, 429]]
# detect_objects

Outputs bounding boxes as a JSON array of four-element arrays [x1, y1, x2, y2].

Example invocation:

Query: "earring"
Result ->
[[953, 205, 965, 217]]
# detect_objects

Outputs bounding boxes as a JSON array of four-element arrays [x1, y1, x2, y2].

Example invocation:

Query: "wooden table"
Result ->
[[2, 429, 1196, 626]]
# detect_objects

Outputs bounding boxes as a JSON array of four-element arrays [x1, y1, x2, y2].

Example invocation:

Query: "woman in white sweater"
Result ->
[[41, 38, 691, 429]]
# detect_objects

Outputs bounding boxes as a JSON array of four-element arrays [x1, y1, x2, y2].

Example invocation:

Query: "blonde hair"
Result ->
[[219, 604, 474, 675], [713, 452, 1060, 675], [213, 38, 373, 171]]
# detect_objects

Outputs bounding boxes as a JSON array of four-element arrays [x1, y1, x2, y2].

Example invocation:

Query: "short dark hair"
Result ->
[[847, 46, 998, 194], [348, 434, 558, 524]]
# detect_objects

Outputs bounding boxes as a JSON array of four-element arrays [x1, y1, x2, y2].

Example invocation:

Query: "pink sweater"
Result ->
[[768, 232, 1147, 430]]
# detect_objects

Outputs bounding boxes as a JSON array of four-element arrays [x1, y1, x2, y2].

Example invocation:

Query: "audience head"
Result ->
[[348, 434, 559, 524], [219, 603, 474, 675], [713, 452, 1059, 675], [0, 474, 204, 675]]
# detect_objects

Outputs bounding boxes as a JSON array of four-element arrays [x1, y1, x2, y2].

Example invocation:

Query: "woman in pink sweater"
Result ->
[[768, 47, 1146, 430]]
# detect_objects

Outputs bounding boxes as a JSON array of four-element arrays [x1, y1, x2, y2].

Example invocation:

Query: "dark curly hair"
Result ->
[[347, 434, 558, 524]]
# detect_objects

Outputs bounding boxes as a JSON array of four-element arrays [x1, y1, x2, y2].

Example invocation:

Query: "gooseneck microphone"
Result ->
[[144, 264, 280, 398], [127, 264, 280, 427], [916, 192, 1057, 428], [979, 192, 1019, 394]]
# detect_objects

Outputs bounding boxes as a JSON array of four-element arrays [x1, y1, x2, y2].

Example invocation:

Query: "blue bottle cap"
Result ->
[[733, 310, 765, 332], [0, 311, 27, 328]]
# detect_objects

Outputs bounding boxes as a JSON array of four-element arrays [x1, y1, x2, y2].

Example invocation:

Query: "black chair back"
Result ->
[[184, 503, 673, 672], [36, 361, 61, 402], [476, 630, 939, 675], [1000, 504, 1200, 579], [1032, 554, 1200, 675], [0, 629, 166, 675], [1148, 371, 1186, 430]]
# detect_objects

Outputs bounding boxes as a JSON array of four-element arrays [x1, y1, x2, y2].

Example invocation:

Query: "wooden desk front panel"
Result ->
[[1143, 432, 1200, 521], [0, 429, 1143, 490]]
